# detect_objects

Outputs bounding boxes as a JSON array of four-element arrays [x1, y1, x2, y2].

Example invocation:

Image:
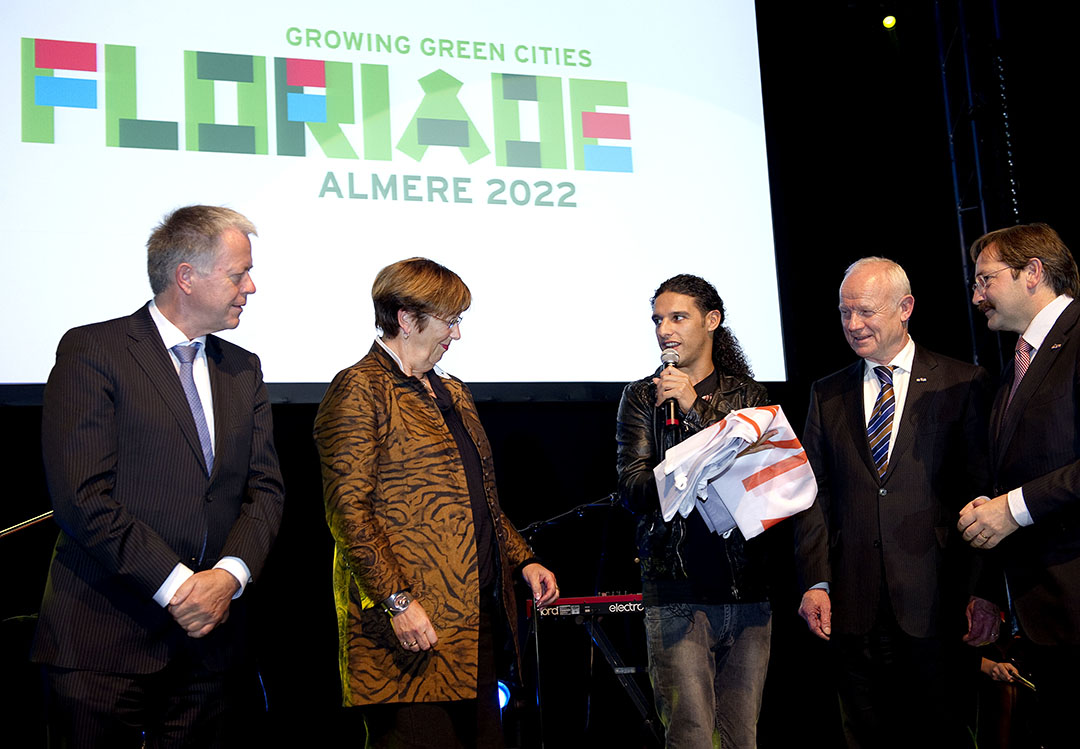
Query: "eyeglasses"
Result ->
[[430, 313, 463, 330], [971, 266, 1014, 294]]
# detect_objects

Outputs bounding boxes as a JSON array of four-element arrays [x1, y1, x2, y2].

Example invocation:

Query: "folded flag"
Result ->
[[653, 405, 817, 539]]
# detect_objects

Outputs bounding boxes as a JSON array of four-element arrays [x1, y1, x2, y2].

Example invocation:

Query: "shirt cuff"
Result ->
[[811, 582, 830, 594], [214, 556, 251, 599], [153, 562, 194, 607], [1007, 487, 1032, 527]]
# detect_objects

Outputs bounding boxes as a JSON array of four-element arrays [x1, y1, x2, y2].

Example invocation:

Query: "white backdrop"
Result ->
[[1, 0, 783, 384]]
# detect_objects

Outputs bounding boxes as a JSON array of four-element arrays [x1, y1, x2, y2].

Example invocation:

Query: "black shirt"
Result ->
[[645, 369, 767, 605], [426, 371, 496, 590]]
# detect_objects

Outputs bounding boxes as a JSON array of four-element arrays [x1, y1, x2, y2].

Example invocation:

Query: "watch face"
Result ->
[[393, 594, 409, 608]]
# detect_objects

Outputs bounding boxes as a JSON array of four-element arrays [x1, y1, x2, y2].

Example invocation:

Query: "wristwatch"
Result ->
[[382, 590, 413, 616]]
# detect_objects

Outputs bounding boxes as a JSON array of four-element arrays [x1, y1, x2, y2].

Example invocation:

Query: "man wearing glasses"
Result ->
[[960, 223, 1080, 748]]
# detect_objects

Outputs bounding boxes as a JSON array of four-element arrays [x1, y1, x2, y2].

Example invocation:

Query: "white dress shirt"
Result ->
[[148, 300, 249, 606], [149, 300, 215, 444], [862, 335, 916, 466]]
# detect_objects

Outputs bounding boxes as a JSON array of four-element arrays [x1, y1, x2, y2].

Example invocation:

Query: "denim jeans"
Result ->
[[644, 601, 771, 749]]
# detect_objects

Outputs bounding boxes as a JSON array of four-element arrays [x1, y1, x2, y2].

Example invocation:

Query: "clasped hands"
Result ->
[[168, 568, 239, 638], [957, 494, 1020, 549]]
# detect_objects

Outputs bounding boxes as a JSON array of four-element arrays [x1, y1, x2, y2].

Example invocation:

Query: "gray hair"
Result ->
[[147, 205, 257, 294], [842, 256, 912, 301]]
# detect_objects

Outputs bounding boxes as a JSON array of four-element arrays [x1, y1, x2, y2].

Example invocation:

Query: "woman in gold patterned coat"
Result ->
[[314, 257, 559, 748]]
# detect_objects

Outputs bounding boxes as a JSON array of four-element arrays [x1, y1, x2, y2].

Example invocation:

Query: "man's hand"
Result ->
[[962, 596, 1001, 647], [798, 588, 832, 641], [653, 366, 698, 413], [522, 562, 560, 607], [391, 600, 438, 653], [989, 661, 1021, 683], [168, 569, 239, 638], [958, 494, 1020, 549]]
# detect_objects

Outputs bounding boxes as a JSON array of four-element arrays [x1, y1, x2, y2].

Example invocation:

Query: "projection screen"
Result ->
[[1, 0, 784, 389]]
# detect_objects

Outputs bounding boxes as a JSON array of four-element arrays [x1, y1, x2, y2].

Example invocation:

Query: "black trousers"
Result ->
[[831, 596, 976, 749], [41, 656, 235, 749], [1021, 640, 1080, 749]]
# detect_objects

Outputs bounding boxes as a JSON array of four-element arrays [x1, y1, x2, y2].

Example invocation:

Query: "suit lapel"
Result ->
[[989, 367, 1011, 468], [883, 346, 933, 478], [995, 301, 1080, 462], [444, 376, 487, 456], [206, 335, 226, 479], [125, 306, 206, 468], [841, 360, 878, 478]]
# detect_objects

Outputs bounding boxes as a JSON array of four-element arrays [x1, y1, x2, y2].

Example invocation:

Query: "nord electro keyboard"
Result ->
[[529, 593, 644, 618], [529, 592, 662, 746]]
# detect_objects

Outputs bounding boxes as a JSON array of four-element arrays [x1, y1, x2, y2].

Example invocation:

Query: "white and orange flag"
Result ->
[[652, 405, 817, 539]]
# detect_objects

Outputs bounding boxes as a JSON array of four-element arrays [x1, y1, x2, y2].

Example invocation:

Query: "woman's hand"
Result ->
[[522, 563, 560, 607], [391, 600, 439, 652]]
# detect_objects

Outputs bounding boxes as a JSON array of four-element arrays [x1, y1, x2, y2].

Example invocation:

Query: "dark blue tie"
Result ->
[[172, 343, 214, 475], [867, 366, 895, 479]]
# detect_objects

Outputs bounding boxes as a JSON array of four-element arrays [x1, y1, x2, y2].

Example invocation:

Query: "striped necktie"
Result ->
[[867, 366, 895, 479], [1005, 338, 1032, 412]]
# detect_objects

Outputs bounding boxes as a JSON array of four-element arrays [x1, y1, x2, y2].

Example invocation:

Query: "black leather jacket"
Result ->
[[616, 369, 770, 602]]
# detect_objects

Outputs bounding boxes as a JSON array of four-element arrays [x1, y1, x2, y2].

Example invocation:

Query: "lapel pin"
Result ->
[[915, 377, 927, 382], [1051, 343, 1063, 350]]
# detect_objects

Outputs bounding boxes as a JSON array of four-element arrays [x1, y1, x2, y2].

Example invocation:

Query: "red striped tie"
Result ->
[[1005, 338, 1032, 412]]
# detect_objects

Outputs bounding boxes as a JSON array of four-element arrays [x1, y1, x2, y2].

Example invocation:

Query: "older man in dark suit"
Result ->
[[960, 223, 1080, 748], [794, 257, 994, 748], [32, 205, 284, 747]]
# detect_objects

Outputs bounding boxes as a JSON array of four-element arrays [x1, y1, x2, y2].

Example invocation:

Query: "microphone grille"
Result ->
[[660, 349, 680, 367]]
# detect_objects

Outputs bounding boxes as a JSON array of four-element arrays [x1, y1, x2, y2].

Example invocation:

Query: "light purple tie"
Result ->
[[172, 343, 214, 475], [1005, 338, 1032, 412]]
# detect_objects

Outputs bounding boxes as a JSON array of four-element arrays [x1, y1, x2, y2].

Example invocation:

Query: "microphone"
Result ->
[[660, 349, 680, 427]]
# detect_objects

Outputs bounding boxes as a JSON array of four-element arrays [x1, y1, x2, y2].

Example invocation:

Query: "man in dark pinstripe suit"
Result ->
[[960, 223, 1080, 748], [32, 206, 285, 748], [792, 257, 994, 748]]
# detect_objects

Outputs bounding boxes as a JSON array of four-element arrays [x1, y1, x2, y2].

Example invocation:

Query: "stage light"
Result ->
[[883, 15, 897, 29], [498, 681, 511, 711]]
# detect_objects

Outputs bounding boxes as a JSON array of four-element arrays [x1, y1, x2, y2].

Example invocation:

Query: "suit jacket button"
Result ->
[[873, 540, 882, 549], [878, 488, 888, 497], [205, 493, 213, 503]]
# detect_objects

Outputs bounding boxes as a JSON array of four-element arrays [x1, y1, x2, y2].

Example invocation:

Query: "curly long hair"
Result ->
[[651, 274, 754, 379]]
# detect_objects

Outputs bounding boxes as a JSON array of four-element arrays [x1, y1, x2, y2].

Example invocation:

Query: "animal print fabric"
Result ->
[[314, 343, 533, 704]]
